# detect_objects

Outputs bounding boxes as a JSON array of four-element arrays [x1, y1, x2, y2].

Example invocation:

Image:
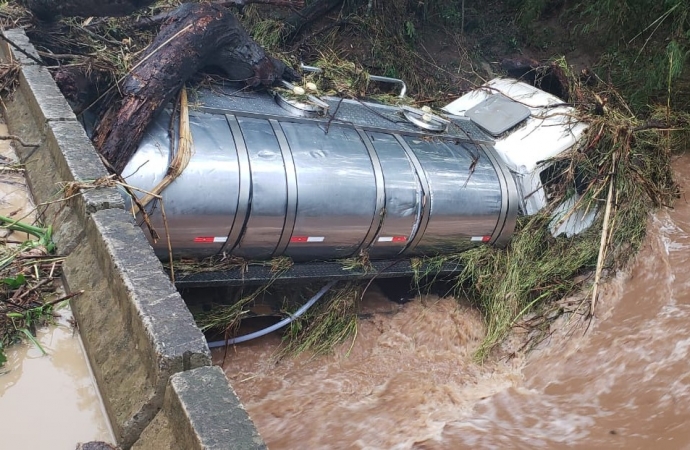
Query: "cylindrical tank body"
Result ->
[[122, 91, 518, 262]]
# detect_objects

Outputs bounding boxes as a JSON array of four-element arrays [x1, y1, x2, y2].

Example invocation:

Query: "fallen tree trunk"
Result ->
[[93, 2, 297, 172]]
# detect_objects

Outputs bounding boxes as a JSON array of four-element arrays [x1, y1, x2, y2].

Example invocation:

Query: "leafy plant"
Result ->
[[1, 274, 26, 289], [0, 215, 55, 253]]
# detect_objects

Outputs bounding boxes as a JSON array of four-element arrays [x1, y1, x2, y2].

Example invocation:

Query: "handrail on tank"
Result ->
[[300, 63, 407, 98], [368, 75, 407, 99]]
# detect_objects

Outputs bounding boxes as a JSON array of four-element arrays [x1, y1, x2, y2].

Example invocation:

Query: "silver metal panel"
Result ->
[[465, 95, 531, 136], [393, 134, 432, 255], [481, 143, 519, 246], [121, 109, 239, 259], [124, 86, 520, 263], [223, 115, 252, 253], [270, 120, 298, 256], [231, 117, 287, 259], [354, 128, 386, 255], [365, 132, 422, 259], [403, 136, 504, 255], [280, 122, 377, 261], [193, 86, 495, 143]]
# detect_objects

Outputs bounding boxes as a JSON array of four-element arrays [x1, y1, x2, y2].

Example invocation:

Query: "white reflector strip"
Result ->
[[194, 236, 228, 243], [378, 236, 408, 242]]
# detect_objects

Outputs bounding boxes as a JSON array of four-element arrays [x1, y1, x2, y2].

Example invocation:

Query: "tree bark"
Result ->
[[93, 2, 296, 173]]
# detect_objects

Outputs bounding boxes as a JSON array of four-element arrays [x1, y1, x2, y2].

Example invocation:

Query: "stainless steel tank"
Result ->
[[121, 86, 519, 262]]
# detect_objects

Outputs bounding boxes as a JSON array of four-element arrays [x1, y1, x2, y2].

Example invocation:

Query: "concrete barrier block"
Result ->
[[2, 80, 44, 159], [64, 208, 211, 448], [1, 42, 123, 253], [10, 122, 121, 254], [1, 27, 266, 450], [2, 29, 74, 128], [133, 366, 266, 450], [44, 119, 109, 180], [18, 64, 75, 123], [0, 28, 40, 65], [44, 120, 125, 213]]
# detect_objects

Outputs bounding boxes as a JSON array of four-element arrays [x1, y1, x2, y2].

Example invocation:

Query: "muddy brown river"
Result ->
[[218, 154, 690, 449]]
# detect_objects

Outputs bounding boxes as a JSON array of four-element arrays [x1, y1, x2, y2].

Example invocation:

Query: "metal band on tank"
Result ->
[[480, 143, 519, 246], [269, 119, 299, 256], [355, 128, 386, 253], [393, 134, 431, 254], [222, 114, 252, 252]]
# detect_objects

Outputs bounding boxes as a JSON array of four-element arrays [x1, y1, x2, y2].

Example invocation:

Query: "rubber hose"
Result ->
[[207, 280, 337, 349]]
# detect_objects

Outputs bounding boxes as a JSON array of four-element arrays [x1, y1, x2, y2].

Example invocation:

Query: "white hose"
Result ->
[[207, 280, 337, 349]]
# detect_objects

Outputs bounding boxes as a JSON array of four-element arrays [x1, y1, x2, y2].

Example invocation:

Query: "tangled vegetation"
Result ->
[[411, 62, 682, 357], [196, 281, 361, 357], [0, 216, 63, 367]]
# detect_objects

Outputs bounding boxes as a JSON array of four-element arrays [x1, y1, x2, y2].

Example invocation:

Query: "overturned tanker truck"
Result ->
[[120, 77, 595, 289]]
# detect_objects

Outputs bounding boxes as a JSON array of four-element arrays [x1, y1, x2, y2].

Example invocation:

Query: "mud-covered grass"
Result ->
[[281, 282, 361, 356], [195, 281, 361, 357]]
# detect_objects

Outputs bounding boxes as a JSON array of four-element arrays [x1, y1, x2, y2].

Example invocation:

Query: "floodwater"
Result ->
[[219, 154, 690, 449], [0, 123, 114, 450], [0, 313, 114, 449]]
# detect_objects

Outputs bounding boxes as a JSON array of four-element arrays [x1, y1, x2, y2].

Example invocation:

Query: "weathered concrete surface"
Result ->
[[0, 28, 40, 65], [64, 208, 212, 448], [1, 57, 123, 253], [134, 367, 267, 450], [0, 28, 266, 450]]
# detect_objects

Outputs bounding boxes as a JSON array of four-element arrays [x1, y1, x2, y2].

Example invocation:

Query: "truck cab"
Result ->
[[443, 78, 596, 236]]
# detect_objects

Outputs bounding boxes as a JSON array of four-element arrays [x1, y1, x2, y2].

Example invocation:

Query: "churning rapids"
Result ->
[[217, 154, 690, 450]]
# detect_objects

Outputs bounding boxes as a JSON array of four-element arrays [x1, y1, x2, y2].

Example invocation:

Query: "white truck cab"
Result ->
[[443, 78, 597, 236]]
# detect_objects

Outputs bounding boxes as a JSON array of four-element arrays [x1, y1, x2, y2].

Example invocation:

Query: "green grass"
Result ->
[[0, 216, 60, 366]]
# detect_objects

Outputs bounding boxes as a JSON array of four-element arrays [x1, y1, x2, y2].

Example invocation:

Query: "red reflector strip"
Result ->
[[290, 236, 325, 243], [193, 236, 228, 243]]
